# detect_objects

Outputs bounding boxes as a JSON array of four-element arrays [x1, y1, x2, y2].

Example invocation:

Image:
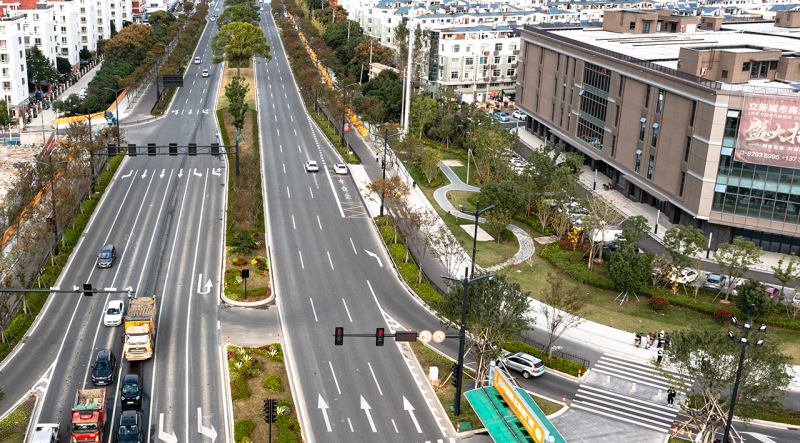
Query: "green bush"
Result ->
[[255, 343, 284, 362], [230, 373, 251, 400], [276, 414, 301, 443], [379, 224, 395, 244], [414, 283, 442, 304], [263, 374, 284, 391], [547, 250, 616, 290], [504, 339, 586, 377], [540, 242, 560, 259], [64, 228, 80, 246], [233, 419, 255, 442], [388, 243, 406, 263], [398, 262, 419, 285], [217, 110, 230, 145]]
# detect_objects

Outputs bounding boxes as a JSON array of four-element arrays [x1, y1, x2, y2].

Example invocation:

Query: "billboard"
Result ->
[[490, 364, 546, 443], [736, 94, 800, 167]]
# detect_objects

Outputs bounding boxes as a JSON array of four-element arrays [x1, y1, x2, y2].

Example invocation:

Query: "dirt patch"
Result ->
[[442, 159, 464, 167], [217, 61, 257, 111]]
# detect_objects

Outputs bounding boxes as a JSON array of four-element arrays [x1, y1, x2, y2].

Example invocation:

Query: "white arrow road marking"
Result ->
[[178, 169, 184, 178], [158, 414, 178, 443], [318, 395, 332, 432], [203, 109, 209, 114], [197, 408, 217, 442], [189, 109, 193, 115], [364, 250, 383, 267], [360, 396, 377, 433], [742, 433, 779, 443], [197, 275, 213, 294], [172, 110, 179, 115], [194, 169, 203, 177], [122, 171, 133, 179], [160, 169, 165, 179], [403, 396, 422, 433], [212, 168, 221, 176]]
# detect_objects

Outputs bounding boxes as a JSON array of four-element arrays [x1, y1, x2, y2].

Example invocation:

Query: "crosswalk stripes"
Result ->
[[593, 353, 693, 393], [415, 439, 456, 443], [572, 384, 679, 433]]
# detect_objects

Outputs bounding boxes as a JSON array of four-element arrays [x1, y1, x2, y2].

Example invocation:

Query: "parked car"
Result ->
[[496, 351, 545, 379], [703, 273, 727, 291], [333, 163, 348, 175], [202, 69, 209, 77], [305, 160, 319, 172], [120, 374, 143, 406], [511, 110, 527, 120], [492, 111, 510, 122], [91, 350, 116, 386], [115, 410, 142, 443], [674, 268, 699, 285], [103, 300, 124, 326], [97, 244, 117, 268]]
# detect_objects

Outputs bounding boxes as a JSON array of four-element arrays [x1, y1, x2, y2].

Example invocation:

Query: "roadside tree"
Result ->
[[225, 76, 250, 132], [418, 149, 442, 185], [538, 273, 589, 358], [479, 181, 523, 216], [410, 95, 437, 140], [663, 225, 708, 272], [734, 278, 774, 318], [714, 237, 764, 302], [211, 22, 271, 76], [482, 209, 512, 244], [583, 195, 625, 270], [218, 4, 261, 27], [26, 46, 59, 93], [608, 244, 651, 297], [771, 254, 800, 318], [620, 215, 650, 246]]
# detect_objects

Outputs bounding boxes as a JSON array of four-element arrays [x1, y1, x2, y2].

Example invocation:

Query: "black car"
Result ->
[[97, 244, 116, 268], [115, 410, 142, 443], [91, 350, 116, 385], [120, 374, 142, 406]]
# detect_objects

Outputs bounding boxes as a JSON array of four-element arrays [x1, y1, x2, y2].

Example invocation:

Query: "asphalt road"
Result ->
[[0, 2, 231, 442]]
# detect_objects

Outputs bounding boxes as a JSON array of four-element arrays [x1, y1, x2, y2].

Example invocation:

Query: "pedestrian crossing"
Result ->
[[415, 439, 456, 443], [593, 353, 693, 394], [572, 384, 679, 433]]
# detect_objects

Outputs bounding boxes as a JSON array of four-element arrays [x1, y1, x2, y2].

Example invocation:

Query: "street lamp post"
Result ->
[[33, 154, 68, 256], [459, 200, 495, 277], [722, 303, 766, 443], [371, 128, 403, 217], [104, 86, 125, 145], [441, 268, 493, 416], [74, 112, 95, 193], [342, 82, 358, 149]]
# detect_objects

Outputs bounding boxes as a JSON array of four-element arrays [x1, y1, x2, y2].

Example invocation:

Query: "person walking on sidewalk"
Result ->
[[667, 387, 676, 407], [646, 332, 655, 349], [657, 347, 664, 364], [658, 330, 665, 348]]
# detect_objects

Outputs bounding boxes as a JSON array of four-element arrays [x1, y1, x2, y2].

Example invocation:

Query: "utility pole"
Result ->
[[347, 20, 351, 40]]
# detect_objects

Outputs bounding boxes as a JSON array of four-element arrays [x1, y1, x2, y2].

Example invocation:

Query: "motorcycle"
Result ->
[[634, 332, 642, 348]]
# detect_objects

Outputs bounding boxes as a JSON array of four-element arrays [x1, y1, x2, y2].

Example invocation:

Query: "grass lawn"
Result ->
[[217, 61, 257, 111], [0, 435, 23, 443], [439, 151, 480, 187], [447, 190, 477, 214]]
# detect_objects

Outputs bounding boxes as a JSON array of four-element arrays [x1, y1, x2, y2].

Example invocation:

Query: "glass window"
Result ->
[[724, 193, 737, 213], [751, 62, 760, 79], [737, 162, 751, 179], [770, 60, 778, 70], [762, 233, 773, 250], [713, 192, 725, 211], [736, 195, 749, 216], [656, 89, 664, 114], [647, 155, 654, 179], [719, 153, 731, 175], [635, 150, 642, 173], [690, 101, 696, 126], [724, 112, 740, 139], [614, 105, 619, 127], [755, 164, 769, 181], [453, 45, 460, 53], [780, 168, 793, 184], [742, 62, 750, 72], [651, 123, 659, 147], [639, 118, 646, 141], [748, 197, 762, 218], [780, 236, 792, 254], [760, 62, 768, 78], [767, 166, 781, 183], [495, 43, 502, 51], [629, 21, 636, 30], [679, 172, 686, 197], [645, 85, 650, 108]]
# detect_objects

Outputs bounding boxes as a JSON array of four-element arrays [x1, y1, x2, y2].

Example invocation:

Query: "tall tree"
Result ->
[[0, 100, 13, 134], [538, 273, 589, 358], [103, 24, 157, 65], [734, 278, 774, 319], [771, 254, 799, 318], [431, 274, 532, 387], [410, 95, 436, 140], [583, 195, 626, 270], [714, 237, 764, 302], [663, 225, 708, 272], [225, 76, 250, 132], [620, 215, 650, 246], [654, 328, 792, 443], [26, 46, 59, 93], [218, 4, 261, 27], [608, 243, 651, 297], [211, 22, 272, 76]]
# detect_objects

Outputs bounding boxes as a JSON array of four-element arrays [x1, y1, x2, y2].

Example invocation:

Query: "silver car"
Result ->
[[703, 273, 727, 291], [497, 351, 545, 379]]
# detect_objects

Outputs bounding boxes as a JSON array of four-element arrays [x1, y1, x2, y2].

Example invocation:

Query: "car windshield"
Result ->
[[99, 252, 111, 259], [94, 361, 110, 370], [118, 425, 139, 436], [123, 383, 139, 394], [73, 423, 98, 434], [106, 307, 120, 315], [127, 334, 149, 344]]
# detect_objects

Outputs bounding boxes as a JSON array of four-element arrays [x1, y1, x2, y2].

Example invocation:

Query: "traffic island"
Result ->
[[0, 396, 34, 443]]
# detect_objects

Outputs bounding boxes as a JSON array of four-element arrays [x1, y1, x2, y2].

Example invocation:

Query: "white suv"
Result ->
[[497, 351, 546, 379], [194, 57, 201, 64]]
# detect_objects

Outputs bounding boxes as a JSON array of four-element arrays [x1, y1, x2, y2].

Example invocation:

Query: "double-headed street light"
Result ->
[[722, 303, 766, 443], [459, 200, 494, 277], [33, 154, 68, 255], [441, 268, 493, 416], [104, 86, 125, 145], [341, 82, 358, 149], [371, 128, 403, 217]]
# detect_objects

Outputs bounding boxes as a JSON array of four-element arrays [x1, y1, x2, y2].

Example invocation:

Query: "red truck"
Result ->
[[71, 388, 107, 443]]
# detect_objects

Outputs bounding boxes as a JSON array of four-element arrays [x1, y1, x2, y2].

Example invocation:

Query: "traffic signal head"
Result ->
[[241, 269, 249, 279], [451, 364, 459, 387], [269, 398, 278, 423], [376, 328, 384, 346], [335, 327, 344, 346], [262, 399, 269, 422], [83, 283, 93, 297]]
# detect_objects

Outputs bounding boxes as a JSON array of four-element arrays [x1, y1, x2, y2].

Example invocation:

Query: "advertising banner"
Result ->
[[491, 365, 546, 443], [736, 95, 800, 167]]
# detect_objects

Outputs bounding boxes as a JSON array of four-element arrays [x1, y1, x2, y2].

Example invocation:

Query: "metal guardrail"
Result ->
[[514, 334, 592, 368]]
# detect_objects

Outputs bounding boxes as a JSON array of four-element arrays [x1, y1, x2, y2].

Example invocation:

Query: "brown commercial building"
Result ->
[[516, 19, 800, 253]]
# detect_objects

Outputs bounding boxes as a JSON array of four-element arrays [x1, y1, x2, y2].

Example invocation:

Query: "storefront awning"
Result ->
[[503, 89, 517, 95]]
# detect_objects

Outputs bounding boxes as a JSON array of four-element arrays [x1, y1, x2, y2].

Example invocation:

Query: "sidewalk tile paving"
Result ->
[[550, 408, 666, 443]]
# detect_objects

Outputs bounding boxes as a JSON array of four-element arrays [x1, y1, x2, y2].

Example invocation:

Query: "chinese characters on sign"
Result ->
[[736, 94, 800, 167], [491, 365, 546, 443]]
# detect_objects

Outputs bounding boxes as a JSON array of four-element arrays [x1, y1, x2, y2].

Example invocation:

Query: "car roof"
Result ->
[[123, 374, 139, 383], [97, 349, 112, 360], [513, 352, 542, 364], [107, 300, 123, 307], [101, 244, 114, 252], [308, 160, 317, 164], [119, 410, 138, 424]]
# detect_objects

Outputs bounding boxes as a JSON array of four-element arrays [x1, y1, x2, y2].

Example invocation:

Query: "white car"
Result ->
[[334, 163, 348, 174], [305, 160, 319, 172], [674, 268, 699, 285], [260, 7, 264, 10], [194, 57, 201, 64], [104, 300, 124, 326], [202, 69, 209, 77], [215, 8, 219, 12], [210, 16, 215, 20], [512, 110, 527, 120]]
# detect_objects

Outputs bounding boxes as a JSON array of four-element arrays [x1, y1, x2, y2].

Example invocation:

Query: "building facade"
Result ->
[[517, 18, 800, 253], [0, 13, 30, 119]]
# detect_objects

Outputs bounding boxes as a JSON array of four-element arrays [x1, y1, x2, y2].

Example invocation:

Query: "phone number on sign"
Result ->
[[742, 151, 784, 161]]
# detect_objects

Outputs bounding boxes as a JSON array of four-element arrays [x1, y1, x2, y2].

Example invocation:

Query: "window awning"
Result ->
[[502, 89, 516, 95], [636, 149, 643, 155], [640, 117, 647, 123], [653, 123, 659, 129]]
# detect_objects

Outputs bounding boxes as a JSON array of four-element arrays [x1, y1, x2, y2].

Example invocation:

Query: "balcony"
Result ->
[[493, 50, 500, 55], [511, 75, 517, 81], [491, 76, 498, 81]]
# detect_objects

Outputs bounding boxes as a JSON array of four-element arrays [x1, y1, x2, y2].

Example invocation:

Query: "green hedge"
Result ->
[[262, 374, 283, 391], [230, 372, 251, 400], [546, 250, 616, 290], [388, 243, 406, 264], [233, 419, 254, 441], [223, 268, 268, 301], [504, 339, 586, 377], [217, 109, 230, 145], [379, 224, 394, 244], [275, 414, 301, 442]]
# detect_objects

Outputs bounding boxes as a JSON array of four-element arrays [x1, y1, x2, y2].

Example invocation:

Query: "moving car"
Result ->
[[97, 244, 116, 268], [496, 351, 545, 379], [91, 350, 116, 386], [511, 110, 527, 120], [194, 57, 201, 64], [334, 163, 348, 174], [120, 374, 143, 406], [103, 300, 124, 326], [215, 8, 219, 11], [305, 160, 319, 172], [491, 111, 511, 122], [202, 69, 209, 77], [31, 423, 59, 443], [115, 410, 142, 443], [703, 273, 727, 291]]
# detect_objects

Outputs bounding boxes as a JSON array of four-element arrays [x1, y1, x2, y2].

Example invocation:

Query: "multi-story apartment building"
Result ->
[[52, 0, 81, 66], [0, 12, 30, 120], [77, 0, 98, 52], [516, 9, 800, 253], [13, 0, 59, 66]]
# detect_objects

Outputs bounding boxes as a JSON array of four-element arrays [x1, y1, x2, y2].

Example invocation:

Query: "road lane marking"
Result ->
[[342, 298, 352, 321], [298, 251, 304, 269], [364, 250, 383, 267], [291, 215, 296, 229], [327, 251, 334, 270], [391, 419, 398, 433], [283, 164, 286, 173], [309, 298, 318, 322], [347, 418, 353, 432], [360, 396, 377, 432], [329, 361, 341, 394], [404, 396, 423, 433], [368, 362, 383, 395], [309, 188, 314, 199], [318, 395, 332, 432], [317, 215, 322, 229], [286, 187, 290, 198]]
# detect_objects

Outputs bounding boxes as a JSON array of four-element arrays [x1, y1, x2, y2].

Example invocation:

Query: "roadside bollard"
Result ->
[[562, 396, 566, 405], [578, 368, 582, 377], [658, 389, 662, 398], [606, 375, 610, 384], [631, 383, 636, 392]]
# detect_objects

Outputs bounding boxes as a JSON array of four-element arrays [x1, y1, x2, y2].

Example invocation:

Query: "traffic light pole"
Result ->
[[0, 286, 134, 296]]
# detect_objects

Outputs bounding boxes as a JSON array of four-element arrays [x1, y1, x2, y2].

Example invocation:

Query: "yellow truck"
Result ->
[[123, 295, 156, 361]]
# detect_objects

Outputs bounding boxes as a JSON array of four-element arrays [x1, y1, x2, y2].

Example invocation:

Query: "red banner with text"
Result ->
[[736, 95, 800, 167]]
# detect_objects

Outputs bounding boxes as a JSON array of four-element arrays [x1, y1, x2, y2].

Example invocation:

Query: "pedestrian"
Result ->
[[381, 160, 385, 170], [658, 330, 665, 348], [646, 332, 654, 349], [657, 347, 664, 364], [667, 387, 676, 407], [376, 156, 379, 163], [664, 332, 671, 348], [390, 159, 394, 169]]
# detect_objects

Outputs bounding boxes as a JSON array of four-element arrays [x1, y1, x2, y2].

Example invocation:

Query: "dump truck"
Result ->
[[123, 295, 156, 361], [71, 388, 106, 443]]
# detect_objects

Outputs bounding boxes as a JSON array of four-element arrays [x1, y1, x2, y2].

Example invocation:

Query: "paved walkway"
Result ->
[[433, 161, 536, 272]]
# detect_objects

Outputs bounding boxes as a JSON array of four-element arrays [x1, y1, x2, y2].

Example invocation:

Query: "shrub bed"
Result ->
[[263, 374, 284, 392], [504, 339, 586, 377]]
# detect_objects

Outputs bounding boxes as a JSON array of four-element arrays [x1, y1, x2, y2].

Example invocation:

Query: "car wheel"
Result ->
[[522, 371, 531, 379]]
